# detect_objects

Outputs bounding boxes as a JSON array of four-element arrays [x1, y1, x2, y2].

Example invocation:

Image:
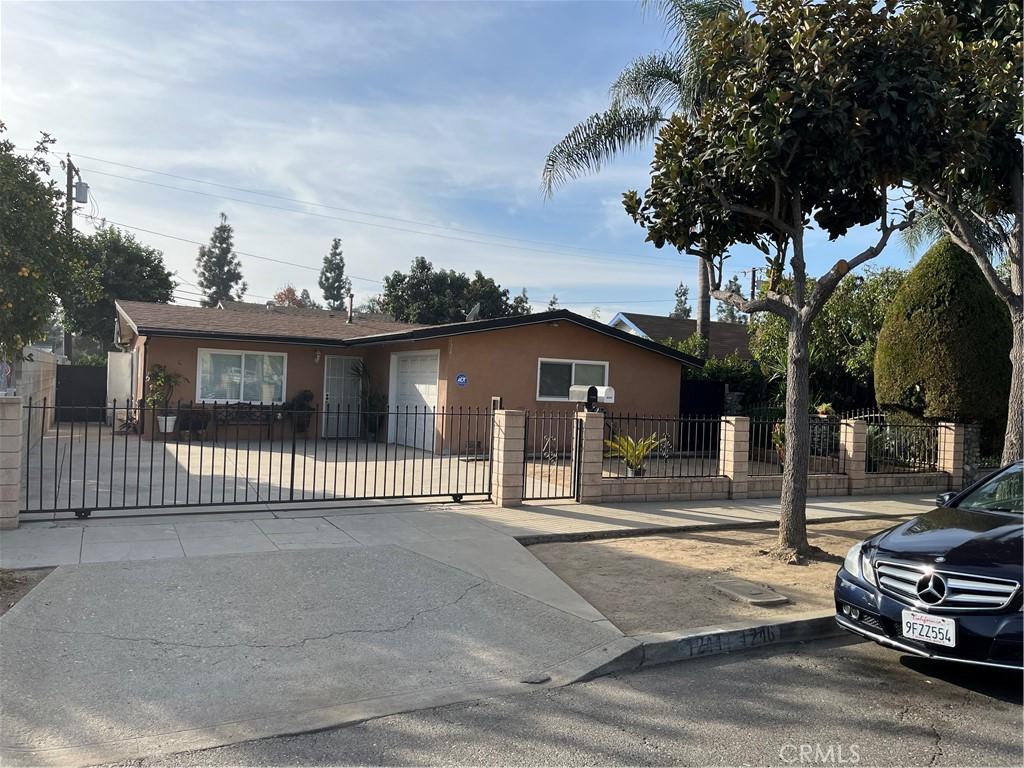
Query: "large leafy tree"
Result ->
[[195, 212, 246, 306], [273, 284, 322, 309], [62, 226, 174, 347], [541, 0, 736, 348], [380, 257, 530, 324], [318, 238, 352, 311], [750, 268, 905, 406], [0, 124, 97, 366], [905, 1, 1023, 463], [624, 0, 975, 559], [875, 239, 1010, 424]]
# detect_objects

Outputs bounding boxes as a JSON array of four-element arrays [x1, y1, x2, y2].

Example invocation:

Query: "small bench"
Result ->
[[210, 403, 278, 440]]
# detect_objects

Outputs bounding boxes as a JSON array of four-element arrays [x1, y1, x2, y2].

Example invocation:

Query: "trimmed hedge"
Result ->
[[874, 238, 1011, 421]]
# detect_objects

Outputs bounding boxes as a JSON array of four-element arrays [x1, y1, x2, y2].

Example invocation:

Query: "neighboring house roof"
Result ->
[[115, 300, 420, 346], [342, 310, 704, 368], [115, 302, 702, 368], [609, 312, 752, 360]]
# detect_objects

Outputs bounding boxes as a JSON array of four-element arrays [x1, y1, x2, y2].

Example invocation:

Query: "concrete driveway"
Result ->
[[0, 526, 618, 767]]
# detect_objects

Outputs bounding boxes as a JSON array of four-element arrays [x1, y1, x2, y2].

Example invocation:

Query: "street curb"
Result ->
[[515, 511, 909, 546], [563, 611, 844, 683]]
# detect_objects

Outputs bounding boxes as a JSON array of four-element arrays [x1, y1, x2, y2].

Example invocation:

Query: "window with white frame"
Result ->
[[196, 349, 287, 403], [536, 358, 608, 400]]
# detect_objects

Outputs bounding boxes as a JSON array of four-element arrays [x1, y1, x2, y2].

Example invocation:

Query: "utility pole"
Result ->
[[750, 267, 758, 300], [63, 154, 80, 361]]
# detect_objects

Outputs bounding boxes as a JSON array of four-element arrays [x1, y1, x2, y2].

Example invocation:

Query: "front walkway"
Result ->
[[0, 495, 934, 569]]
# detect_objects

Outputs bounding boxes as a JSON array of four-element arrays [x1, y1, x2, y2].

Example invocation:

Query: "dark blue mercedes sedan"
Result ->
[[835, 461, 1023, 670]]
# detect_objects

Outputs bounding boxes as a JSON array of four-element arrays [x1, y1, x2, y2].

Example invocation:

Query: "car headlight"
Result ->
[[844, 542, 863, 579], [843, 541, 876, 585]]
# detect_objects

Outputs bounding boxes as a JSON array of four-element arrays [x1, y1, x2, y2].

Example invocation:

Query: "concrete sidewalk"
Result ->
[[0, 495, 935, 569]]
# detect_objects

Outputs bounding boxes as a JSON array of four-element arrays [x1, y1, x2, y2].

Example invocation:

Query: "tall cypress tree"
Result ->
[[195, 212, 246, 306], [318, 238, 352, 311]]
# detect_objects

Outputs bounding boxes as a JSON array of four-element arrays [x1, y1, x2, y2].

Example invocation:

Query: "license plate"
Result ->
[[901, 610, 956, 648]]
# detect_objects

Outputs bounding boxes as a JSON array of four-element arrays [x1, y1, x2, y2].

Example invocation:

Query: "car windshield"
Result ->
[[957, 464, 1024, 514]]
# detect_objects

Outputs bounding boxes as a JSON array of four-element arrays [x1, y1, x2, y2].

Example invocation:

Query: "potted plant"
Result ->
[[364, 389, 389, 440], [604, 433, 660, 477], [145, 364, 187, 434], [284, 389, 315, 434], [353, 360, 389, 440]]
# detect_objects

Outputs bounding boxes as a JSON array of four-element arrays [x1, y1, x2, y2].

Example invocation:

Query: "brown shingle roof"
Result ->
[[116, 300, 421, 344], [615, 313, 752, 360]]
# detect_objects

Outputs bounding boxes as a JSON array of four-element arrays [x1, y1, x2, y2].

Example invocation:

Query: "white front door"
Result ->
[[323, 356, 362, 438], [388, 351, 439, 449]]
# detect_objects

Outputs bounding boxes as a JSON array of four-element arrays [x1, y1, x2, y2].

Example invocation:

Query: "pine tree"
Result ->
[[716, 275, 748, 324], [671, 282, 692, 319], [318, 238, 352, 311], [547, 294, 559, 311], [195, 213, 246, 307], [299, 289, 322, 309]]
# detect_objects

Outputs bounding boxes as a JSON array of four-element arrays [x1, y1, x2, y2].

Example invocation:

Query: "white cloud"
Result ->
[[1, 1, 704, 316]]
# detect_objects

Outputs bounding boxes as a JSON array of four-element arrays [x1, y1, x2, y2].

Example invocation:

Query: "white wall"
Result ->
[[107, 351, 132, 406], [14, 348, 58, 450]]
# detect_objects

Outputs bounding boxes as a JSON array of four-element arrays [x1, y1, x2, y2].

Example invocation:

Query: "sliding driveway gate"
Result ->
[[522, 411, 579, 501], [20, 399, 493, 518]]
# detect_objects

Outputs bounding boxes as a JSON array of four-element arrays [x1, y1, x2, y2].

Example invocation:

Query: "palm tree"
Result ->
[[541, 0, 736, 350]]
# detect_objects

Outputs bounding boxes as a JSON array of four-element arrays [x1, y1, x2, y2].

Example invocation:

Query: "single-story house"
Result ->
[[114, 301, 702, 443], [608, 312, 752, 360]]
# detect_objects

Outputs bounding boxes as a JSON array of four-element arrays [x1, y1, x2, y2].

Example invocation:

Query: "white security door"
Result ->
[[323, 356, 362, 437], [389, 351, 439, 449]]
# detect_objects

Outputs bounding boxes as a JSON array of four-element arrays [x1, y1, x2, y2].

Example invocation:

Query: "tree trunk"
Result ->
[[1003, 310, 1024, 464], [696, 259, 711, 351], [778, 315, 811, 555]]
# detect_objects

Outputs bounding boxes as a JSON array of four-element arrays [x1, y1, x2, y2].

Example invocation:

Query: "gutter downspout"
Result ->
[[140, 337, 150, 436]]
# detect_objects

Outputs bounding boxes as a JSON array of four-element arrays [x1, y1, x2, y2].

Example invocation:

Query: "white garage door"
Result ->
[[389, 351, 439, 450]]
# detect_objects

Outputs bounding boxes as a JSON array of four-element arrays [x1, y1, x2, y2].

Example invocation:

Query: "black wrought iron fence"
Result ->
[[866, 423, 938, 474], [523, 411, 578, 500], [20, 399, 492, 517], [602, 413, 721, 478], [748, 416, 846, 476], [748, 418, 785, 476]]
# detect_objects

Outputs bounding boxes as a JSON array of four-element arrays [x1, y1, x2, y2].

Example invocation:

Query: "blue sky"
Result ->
[[3, 1, 921, 317]]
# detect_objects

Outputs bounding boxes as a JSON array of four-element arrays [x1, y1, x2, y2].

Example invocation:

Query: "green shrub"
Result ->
[[874, 238, 1011, 422]]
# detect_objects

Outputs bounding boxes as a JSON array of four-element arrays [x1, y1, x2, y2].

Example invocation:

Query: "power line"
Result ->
[[78, 166, 684, 270], [54, 149, 676, 261], [79, 215, 385, 286]]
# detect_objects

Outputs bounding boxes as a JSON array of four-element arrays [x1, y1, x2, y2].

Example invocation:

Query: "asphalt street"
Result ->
[[102, 637, 1023, 767]]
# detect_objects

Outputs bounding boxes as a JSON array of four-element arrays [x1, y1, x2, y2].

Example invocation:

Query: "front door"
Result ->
[[323, 356, 362, 438], [388, 351, 439, 450]]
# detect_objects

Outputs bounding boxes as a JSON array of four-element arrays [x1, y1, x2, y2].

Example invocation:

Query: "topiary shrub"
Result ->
[[874, 238, 1011, 423]]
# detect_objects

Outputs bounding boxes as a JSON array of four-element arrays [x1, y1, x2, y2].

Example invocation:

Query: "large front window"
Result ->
[[197, 349, 287, 403], [536, 358, 608, 400]]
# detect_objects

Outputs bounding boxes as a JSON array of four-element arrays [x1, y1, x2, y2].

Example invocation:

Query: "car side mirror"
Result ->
[[935, 491, 957, 507]]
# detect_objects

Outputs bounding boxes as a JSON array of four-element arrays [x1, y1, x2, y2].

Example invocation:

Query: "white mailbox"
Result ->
[[568, 385, 615, 404]]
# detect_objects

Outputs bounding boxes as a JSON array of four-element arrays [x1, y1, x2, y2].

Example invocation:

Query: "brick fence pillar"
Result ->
[[841, 419, 867, 496], [575, 411, 605, 504], [719, 416, 749, 499], [491, 410, 526, 507], [937, 422, 966, 490], [0, 396, 23, 529]]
